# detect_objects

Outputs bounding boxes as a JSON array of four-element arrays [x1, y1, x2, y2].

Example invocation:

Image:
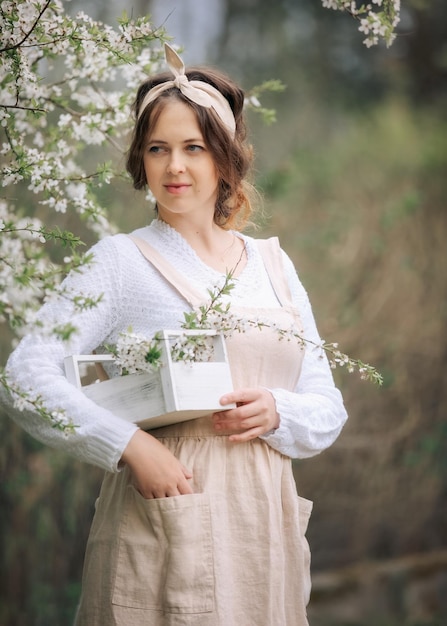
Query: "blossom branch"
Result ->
[[0, 371, 76, 434], [0, 0, 52, 52], [321, 0, 401, 47], [110, 272, 383, 386]]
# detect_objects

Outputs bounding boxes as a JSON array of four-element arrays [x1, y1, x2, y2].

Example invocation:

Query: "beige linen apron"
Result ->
[[75, 237, 312, 626]]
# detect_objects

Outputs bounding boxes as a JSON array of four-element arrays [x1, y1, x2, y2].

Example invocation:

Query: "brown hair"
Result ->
[[126, 66, 255, 230]]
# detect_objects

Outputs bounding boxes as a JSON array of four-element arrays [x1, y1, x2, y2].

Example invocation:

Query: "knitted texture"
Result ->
[[2, 220, 347, 471]]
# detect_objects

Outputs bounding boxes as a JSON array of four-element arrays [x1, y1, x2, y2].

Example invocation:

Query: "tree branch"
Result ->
[[0, 0, 52, 53], [0, 104, 47, 114]]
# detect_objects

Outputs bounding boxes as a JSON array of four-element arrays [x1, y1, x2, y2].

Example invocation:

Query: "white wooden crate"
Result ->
[[64, 330, 236, 430]]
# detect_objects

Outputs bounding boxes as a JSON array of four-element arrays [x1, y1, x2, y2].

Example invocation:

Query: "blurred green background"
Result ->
[[1, 0, 447, 624]]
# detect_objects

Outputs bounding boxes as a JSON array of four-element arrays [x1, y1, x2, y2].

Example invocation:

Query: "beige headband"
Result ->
[[137, 43, 236, 137]]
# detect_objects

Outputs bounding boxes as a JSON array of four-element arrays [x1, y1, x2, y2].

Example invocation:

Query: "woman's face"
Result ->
[[143, 100, 219, 224]]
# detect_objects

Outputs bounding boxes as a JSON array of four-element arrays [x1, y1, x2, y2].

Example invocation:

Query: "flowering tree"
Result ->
[[0, 0, 173, 426], [0, 0, 169, 339]]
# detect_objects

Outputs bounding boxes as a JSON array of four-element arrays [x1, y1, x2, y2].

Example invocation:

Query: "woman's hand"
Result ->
[[120, 430, 193, 499], [212, 387, 280, 443]]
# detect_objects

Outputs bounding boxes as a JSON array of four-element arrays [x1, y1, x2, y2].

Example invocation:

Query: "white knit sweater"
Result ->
[[2, 219, 347, 472]]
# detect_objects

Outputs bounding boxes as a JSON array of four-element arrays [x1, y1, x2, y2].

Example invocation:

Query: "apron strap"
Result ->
[[128, 235, 205, 308], [129, 234, 294, 310], [256, 237, 294, 308]]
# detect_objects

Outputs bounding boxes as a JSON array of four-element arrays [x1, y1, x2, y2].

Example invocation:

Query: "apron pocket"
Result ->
[[298, 496, 313, 606], [112, 485, 214, 614]]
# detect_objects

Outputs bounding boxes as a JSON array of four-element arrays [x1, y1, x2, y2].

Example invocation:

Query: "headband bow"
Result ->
[[137, 43, 236, 137]]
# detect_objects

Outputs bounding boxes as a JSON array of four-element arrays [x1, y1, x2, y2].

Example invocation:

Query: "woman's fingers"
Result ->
[[213, 387, 279, 437], [120, 430, 193, 498]]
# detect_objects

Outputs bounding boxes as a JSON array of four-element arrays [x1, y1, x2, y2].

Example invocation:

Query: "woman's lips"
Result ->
[[164, 183, 191, 194]]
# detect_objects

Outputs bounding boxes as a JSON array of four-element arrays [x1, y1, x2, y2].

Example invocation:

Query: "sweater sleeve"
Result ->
[[259, 250, 348, 459], [0, 235, 139, 473]]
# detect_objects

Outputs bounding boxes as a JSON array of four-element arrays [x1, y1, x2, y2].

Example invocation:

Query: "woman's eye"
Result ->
[[187, 144, 203, 153], [148, 145, 162, 153]]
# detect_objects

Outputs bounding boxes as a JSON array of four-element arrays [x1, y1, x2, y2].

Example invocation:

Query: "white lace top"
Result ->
[[2, 219, 348, 472]]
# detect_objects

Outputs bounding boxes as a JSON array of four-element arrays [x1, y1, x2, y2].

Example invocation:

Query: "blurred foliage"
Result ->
[[257, 96, 447, 623], [0, 418, 103, 625], [217, 0, 447, 106]]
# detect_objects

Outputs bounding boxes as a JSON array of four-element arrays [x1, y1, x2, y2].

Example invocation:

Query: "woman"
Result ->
[[2, 44, 347, 625]]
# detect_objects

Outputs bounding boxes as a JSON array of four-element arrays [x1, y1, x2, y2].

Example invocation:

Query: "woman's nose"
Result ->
[[167, 151, 186, 174]]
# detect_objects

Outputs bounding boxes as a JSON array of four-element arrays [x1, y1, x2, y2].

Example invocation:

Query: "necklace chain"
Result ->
[[219, 232, 236, 263], [228, 238, 246, 276]]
